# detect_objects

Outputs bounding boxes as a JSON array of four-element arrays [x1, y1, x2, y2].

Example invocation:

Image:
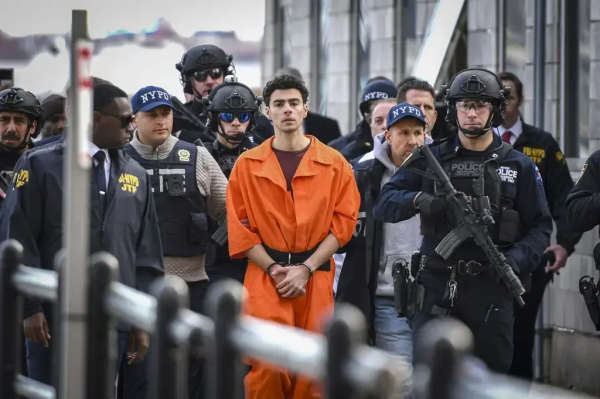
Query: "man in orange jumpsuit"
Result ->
[[227, 74, 360, 399]]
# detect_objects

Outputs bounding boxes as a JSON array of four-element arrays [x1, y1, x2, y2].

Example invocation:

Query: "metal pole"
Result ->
[[394, 0, 406, 83], [533, 0, 546, 382], [0, 240, 24, 399], [559, 0, 579, 157], [206, 280, 244, 399], [497, 0, 506, 72], [326, 305, 366, 399], [61, 9, 93, 399], [86, 253, 119, 399], [150, 277, 189, 399]]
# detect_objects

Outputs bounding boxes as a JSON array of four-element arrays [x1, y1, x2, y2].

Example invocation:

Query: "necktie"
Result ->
[[502, 131, 512, 144], [94, 150, 107, 195]]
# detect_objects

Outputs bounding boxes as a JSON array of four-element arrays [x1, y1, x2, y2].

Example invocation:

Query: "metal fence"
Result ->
[[1, 239, 598, 399]]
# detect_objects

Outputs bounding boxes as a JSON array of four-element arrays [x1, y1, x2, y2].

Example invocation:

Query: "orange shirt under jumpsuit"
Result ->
[[227, 135, 360, 399]]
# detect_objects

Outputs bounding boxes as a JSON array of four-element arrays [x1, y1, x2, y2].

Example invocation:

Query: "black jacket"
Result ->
[[253, 112, 343, 145], [373, 134, 553, 274], [335, 155, 385, 341], [329, 120, 373, 161], [510, 123, 582, 254], [0, 139, 164, 320], [566, 149, 600, 233]]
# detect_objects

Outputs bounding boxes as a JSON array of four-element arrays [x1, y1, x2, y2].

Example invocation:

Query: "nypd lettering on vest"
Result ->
[[497, 166, 518, 183]]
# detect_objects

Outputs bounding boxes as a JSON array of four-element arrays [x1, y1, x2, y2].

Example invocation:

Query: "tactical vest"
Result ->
[[420, 143, 521, 246], [207, 139, 253, 179], [125, 140, 210, 257]]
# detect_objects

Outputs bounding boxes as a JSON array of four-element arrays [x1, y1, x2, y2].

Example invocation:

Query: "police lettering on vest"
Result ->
[[125, 140, 211, 257], [497, 166, 518, 184], [421, 143, 521, 247]]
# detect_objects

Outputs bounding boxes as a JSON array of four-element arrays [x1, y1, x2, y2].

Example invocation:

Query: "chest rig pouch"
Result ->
[[420, 144, 521, 245]]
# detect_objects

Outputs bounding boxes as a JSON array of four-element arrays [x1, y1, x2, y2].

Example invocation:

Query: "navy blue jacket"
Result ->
[[0, 139, 164, 319], [566, 149, 600, 233], [372, 134, 553, 274], [511, 123, 581, 253]]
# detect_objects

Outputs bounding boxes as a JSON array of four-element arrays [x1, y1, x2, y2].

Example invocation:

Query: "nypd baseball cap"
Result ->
[[131, 86, 175, 113], [386, 102, 426, 129]]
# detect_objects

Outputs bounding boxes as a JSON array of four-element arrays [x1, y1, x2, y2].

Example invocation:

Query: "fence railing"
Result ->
[[0, 239, 596, 399]]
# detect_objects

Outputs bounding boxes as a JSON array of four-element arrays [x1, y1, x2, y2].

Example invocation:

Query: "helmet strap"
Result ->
[[216, 119, 245, 146], [456, 112, 494, 138]]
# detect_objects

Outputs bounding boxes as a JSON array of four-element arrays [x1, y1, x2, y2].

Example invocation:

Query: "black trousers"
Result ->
[[410, 270, 515, 373], [509, 265, 553, 379]]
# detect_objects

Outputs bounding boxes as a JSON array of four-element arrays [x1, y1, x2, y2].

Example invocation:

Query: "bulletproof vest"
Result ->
[[208, 139, 254, 179], [420, 143, 520, 245], [125, 140, 210, 257]]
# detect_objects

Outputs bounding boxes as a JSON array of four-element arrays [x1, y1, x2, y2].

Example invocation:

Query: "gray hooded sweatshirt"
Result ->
[[363, 133, 431, 296]]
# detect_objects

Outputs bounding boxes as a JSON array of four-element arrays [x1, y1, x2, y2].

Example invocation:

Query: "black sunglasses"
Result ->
[[193, 68, 223, 82], [97, 112, 133, 128]]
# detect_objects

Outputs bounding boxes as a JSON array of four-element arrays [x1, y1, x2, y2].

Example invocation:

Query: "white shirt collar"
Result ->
[[495, 117, 523, 140], [88, 141, 111, 183]]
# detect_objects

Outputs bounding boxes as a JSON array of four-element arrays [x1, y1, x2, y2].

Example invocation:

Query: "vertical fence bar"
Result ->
[[205, 280, 244, 399], [62, 9, 93, 399], [326, 305, 367, 399], [150, 277, 189, 399], [86, 253, 119, 399], [0, 240, 24, 399]]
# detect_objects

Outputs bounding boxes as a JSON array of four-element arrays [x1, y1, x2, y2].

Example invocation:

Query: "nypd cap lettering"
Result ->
[[131, 85, 175, 113], [386, 102, 426, 129]]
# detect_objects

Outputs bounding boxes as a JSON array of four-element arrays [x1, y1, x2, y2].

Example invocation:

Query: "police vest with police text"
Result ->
[[125, 140, 210, 257], [420, 141, 521, 247]]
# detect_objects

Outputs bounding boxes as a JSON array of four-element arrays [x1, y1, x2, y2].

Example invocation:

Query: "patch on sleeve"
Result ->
[[576, 163, 588, 185], [534, 165, 544, 186], [14, 169, 29, 188], [555, 151, 566, 165]]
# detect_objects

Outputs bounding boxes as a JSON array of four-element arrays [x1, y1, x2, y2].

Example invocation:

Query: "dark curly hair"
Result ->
[[263, 75, 309, 106]]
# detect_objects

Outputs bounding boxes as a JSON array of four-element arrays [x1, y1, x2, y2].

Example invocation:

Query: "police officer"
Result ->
[[566, 152, 600, 233], [199, 76, 261, 284], [329, 78, 398, 161], [124, 85, 228, 399], [373, 68, 553, 373], [0, 87, 42, 201], [0, 79, 164, 398], [173, 44, 235, 143], [495, 71, 582, 379]]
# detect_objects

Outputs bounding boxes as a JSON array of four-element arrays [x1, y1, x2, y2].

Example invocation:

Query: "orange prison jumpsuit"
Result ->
[[227, 136, 360, 399]]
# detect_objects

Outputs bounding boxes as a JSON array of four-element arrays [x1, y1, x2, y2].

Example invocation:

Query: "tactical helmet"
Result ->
[[442, 68, 510, 136], [176, 45, 234, 86], [202, 76, 263, 144], [0, 87, 43, 141]]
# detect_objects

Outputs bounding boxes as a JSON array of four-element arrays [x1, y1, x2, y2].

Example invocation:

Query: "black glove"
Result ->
[[505, 256, 520, 274], [415, 192, 447, 215]]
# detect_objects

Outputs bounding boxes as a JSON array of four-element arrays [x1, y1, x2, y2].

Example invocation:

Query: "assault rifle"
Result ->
[[171, 96, 216, 142], [403, 144, 526, 307]]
